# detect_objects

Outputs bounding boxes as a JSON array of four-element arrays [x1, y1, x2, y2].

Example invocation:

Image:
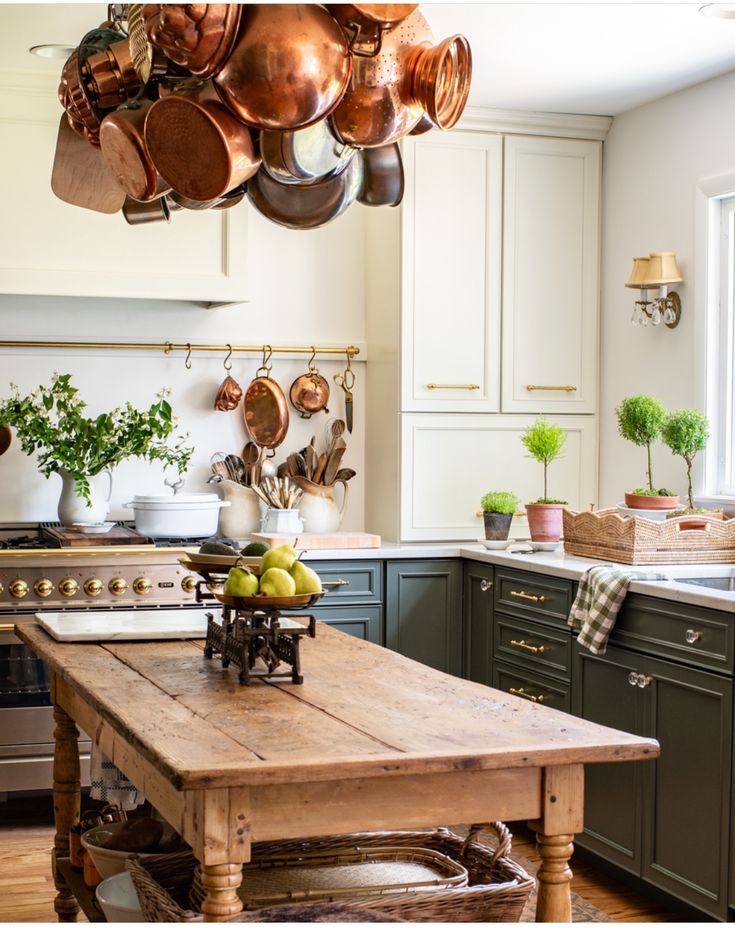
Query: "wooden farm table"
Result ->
[[18, 621, 659, 923]]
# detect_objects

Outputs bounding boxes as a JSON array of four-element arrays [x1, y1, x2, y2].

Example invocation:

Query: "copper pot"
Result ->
[[100, 99, 171, 202], [289, 359, 330, 419], [122, 195, 171, 224], [358, 143, 404, 207], [145, 82, 260, 201], [213, 4, 352, 131], [142, 3, 242, 78], [243, 368, 290, 450], [328, 4, 418, 57], [331, 9, 472, 148]]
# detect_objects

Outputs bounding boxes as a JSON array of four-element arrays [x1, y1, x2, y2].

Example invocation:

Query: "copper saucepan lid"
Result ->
[[289, 351, 330, 419], [260, 119, 357, 187], [243, 351, 290, 450]]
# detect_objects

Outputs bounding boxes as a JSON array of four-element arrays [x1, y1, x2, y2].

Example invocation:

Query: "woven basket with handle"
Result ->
[[126, 822, 534, 923]]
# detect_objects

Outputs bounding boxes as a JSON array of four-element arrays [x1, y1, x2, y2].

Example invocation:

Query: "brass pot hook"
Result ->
[[185, 343, 192, 370], [223, 344, 233, 371]]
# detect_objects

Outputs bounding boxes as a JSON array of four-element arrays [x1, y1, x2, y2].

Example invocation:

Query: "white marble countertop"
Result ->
[[302, 541, 735, 613]]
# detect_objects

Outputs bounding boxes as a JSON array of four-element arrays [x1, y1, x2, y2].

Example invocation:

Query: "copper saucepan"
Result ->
[[328, 3, 418, 57], [289, 353, 330, 419], [213, 4, 352, 131], [142, 3, 242, 78], [99, 98, 171, 202], [260, 119, 356, 186], [122, 194, 171, 224], [145, 81, 260, 201], [243, 355, 290, 450]]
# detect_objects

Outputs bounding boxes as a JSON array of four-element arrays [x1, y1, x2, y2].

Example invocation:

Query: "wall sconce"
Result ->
[[625, 252, 683, 328]]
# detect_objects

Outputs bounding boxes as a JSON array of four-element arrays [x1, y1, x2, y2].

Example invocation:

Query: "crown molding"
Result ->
[[456, 106, 612, 141]]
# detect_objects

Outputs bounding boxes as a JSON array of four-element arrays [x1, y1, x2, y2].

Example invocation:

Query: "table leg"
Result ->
[[535, 833, 574, 922], [200, 863, 244, 921], [52, 700, 81, 922]]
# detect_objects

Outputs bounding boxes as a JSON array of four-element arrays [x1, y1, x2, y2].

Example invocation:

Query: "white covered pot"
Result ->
[[124, 493, 230, 538]]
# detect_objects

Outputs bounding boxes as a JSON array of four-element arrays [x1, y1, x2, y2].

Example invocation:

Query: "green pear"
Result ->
[[289, 561, 322, 595], [260, 544, 297, 573], [224, 565, 259, 597], [259, 567, 296, 598]]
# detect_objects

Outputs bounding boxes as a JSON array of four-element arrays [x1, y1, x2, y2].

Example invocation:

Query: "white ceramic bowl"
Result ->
[[95, 871, 144, 922], [81, 824, 176, 879], [616, 503, 669, 522]]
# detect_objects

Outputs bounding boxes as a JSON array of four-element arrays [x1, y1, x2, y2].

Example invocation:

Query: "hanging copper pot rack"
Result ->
[[0, 339, 360, 360]]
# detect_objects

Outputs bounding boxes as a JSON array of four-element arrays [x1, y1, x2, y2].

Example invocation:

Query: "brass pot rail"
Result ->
[[0, 340, 360, 360]]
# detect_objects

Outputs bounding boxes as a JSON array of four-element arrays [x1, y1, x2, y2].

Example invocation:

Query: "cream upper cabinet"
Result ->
[[0, 74, 247, 304], [501, 135, 600, 413], [401, 132, 502, 412]]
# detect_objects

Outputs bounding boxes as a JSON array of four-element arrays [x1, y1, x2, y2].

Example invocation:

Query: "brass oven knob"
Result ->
[[83, 578, 103, 597], [34, 578, 54, 598], [109, 577, 129, 596], [133, 576, 153, 595], [9, 579, 28, 599], [181, 575, 197, 593], [59, 578, 79, 598]]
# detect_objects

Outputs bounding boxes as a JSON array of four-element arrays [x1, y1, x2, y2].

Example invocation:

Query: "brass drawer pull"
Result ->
[[525, 384, 577, 393], [510, 589, 546, 604], [509, 686, 545, 703], [0, 622, 15, 633], [426, 383, 480, 390], [685, 628, 701, 644], [510, 638, 545, 655], [323, 579, 349, 588]]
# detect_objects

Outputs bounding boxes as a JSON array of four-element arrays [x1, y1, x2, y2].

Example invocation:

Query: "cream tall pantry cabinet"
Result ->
[[365, 112, 609, 542]]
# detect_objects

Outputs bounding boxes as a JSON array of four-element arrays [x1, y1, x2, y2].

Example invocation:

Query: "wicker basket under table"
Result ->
[[126, 822, 534, 923]]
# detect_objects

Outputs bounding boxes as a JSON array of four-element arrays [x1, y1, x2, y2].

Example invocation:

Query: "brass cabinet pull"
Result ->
[[525, 384, 577, 392], [509, 686, 545, 703], [0, 622, 15, 633], [510, 638, 545, 655], [509, 589, 546, 604], [426, 383, 480, 390], [323, 579, 349, 588]]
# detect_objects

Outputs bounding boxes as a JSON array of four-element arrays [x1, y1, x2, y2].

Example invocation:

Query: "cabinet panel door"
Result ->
[[640, 655, 732, 919], [492, 660, 571, 712], [572, 644, 644, 874], [385, 560, 462, 675], [463, 561, 494, 684], [401, 133, 502, 412], [400, 413, 596, 540], [501, 136, 600, 414], [315, 606, 383, 645]]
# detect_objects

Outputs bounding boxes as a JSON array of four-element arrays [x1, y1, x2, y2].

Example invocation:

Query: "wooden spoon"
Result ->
[[312, 452, 329, 484], [0, 425, 11, 457], [242, 442, 259, 484], [334, 468, 356, 482], [326, 418, 346, 457], [51, 115, 126, 214], [323, 437, 346, 485]]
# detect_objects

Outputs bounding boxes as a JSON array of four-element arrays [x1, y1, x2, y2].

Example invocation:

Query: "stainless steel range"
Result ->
[[0, 522, 211, 794]]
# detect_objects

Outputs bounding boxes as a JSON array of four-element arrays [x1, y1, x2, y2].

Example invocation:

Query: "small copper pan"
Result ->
[[243, 357, 290, 450], [145, 82, 260, 201], [289, 353, 330, 419], [100, 98, 171, 202], [122, 194, 171, 225]]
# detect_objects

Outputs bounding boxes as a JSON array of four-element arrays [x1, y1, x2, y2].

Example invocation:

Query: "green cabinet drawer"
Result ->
[[305, 561, 383, 606], [605, 594, 734, 675], [494, 612, 572, 682], [492, 660, 571, 712], [315, 606, 383, 644], [494, 568, 573, 627]]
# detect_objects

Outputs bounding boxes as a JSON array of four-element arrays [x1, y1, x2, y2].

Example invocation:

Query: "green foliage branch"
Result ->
[[661, 409, 710, 510], [615, 394, 667, 493], [520, 417, 567, 502]]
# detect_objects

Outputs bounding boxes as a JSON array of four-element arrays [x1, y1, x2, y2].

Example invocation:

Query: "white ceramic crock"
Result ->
[[124, 493, 230, 538]]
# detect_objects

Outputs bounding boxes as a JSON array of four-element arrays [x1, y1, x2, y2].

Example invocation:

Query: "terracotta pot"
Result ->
[[482, 512, 512, 541], [525, 503, 564, 543], [667, 510, 724, 531], [624, 492, 680, 511]]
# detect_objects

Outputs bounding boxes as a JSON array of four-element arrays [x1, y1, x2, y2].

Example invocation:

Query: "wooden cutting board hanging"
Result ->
[[51, 115, 126, 214]]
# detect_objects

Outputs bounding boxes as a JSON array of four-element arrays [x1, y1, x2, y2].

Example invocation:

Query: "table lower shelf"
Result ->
[[57, 857, 106, 922]]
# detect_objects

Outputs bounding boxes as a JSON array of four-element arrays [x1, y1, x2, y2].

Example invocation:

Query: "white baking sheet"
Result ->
[[35, 609, 210, 642]]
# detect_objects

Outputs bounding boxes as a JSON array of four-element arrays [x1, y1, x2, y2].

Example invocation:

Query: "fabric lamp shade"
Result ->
[[625, 256, 652, 288], [641, 252, 683, 286]]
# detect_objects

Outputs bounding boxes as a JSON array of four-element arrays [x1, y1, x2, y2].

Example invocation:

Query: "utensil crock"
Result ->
[[290, 476, 349, 534]]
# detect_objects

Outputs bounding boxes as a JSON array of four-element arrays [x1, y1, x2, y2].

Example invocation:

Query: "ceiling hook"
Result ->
[[185, 343, 192, 370], [223, 344, 233, 371], [308, 346, 317, 372]]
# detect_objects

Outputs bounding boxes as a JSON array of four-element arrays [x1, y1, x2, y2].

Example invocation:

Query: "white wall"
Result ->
[[600, 68, 735, 507]]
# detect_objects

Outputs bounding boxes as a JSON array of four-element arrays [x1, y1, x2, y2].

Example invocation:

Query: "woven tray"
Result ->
[[126, 823, 534, 923], [563, 508, 735, 565]]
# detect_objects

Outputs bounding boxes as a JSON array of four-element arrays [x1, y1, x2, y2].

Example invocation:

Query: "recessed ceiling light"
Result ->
[[699, 3, 735, 17], [29, 44, 74, 60]]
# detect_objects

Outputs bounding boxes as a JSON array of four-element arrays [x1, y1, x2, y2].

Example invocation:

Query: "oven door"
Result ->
[[0, 621, 91, 792]]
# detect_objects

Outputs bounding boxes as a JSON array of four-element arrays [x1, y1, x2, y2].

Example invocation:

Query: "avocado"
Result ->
[[241, 541, 269, 557], [199, 540, 239, 556]]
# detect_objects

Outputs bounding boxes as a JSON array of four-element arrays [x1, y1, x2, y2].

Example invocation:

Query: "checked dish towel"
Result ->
[[569, 564, 668, 655]]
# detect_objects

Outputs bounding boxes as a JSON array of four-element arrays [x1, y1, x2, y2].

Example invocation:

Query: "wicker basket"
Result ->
[[126, 823, 534, 923], [563, 507, 735, 565]]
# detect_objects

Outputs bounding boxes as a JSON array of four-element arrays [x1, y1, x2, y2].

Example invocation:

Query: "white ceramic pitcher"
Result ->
[[214, 479, 262, 540], [57, 468, 112, 526], [291, 476, 349, 534]]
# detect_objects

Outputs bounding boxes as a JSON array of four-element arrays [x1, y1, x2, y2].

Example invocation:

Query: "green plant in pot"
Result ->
[[615, 394, 678, 510], [480, 491, 519, 541], [661, 409, 721, 528], [521, 417, 568, 542], [0, 374, 193, 527]]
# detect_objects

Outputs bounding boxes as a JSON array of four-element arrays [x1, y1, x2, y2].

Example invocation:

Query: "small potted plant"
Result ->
[[615, 394, 679, 510], [661, 409, 721, 528], [480, 491, 519, 541], [521, 417, 568, 542]]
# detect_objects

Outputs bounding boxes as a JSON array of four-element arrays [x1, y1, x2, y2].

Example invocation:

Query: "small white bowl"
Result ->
[[71, 521, 116, 535], [477, 538, 514, 550], [616, 503, 670, 522], [95, 871, 144, 922]]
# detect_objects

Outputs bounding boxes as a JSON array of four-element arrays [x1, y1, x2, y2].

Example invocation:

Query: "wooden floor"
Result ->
[[0, 796, 697, 923]]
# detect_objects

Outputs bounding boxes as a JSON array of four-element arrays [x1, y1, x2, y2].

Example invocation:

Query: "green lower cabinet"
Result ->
[[385, 560, 462, 675], [463, 561, 494, 684], [314, 605, 383, 644], [573, 642, 732, 920]]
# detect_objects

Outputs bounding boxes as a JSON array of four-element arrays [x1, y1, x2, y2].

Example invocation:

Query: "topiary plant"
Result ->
[[480, 491, 519, 515], [615, 394, 669, 495], [661, 409, 710, 511], [520, 417, 567, 503]]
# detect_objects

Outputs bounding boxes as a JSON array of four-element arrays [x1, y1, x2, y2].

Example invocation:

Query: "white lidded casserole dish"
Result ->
[[124, 493, 230, 538]]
